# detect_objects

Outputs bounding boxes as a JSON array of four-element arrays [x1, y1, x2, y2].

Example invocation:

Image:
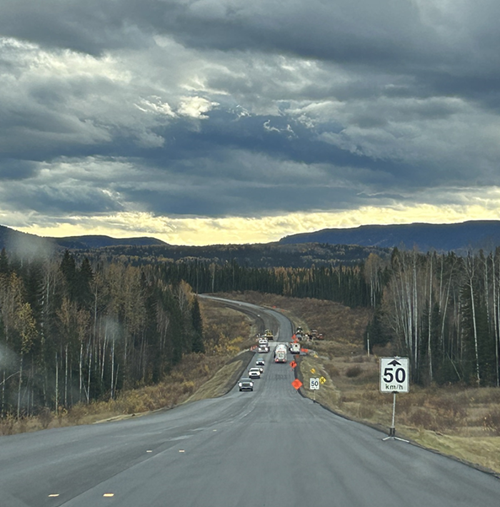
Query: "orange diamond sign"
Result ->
[[290, 360, 297, 369], [291, 379, 303, 390]]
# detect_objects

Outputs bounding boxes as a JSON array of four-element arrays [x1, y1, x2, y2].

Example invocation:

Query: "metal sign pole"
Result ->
[[380, 357, 410, 442], [383, 392, 408, 442], [390, 392, 396, 437]]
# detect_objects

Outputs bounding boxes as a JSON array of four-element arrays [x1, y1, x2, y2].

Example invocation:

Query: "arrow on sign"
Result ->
[[291, 379, 303, 390], [388, 359, 401, 366]]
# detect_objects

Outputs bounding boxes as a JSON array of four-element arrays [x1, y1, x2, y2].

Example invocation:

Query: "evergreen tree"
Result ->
[[77, 258, 94, 310], [60, 250, 78, 301], [0, 248, 9, 276], [190, 297, 205, 353]]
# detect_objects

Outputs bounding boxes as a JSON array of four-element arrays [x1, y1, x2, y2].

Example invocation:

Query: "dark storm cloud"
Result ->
[[1, 177, 122, 211], [0, 0, 151, 55], [0, 160, 39, 180], [0, 180, 124, 215], [121, 182, 372, 217], [145, 0, 500, 106], [1, 0, 500, 226]]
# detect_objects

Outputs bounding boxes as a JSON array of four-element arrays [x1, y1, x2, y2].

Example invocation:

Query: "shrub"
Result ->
[[350, 355, 366, 363], [345, 366, 362, 378], [0, 415, 15, 435], [38, 407, 53, 428], [408, 408, 437, 430], [324, 362, 339, 378], [483, 410, 500, 435]]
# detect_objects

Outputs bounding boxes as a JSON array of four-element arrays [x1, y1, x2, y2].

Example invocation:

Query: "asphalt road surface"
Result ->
[[1, 299, 500, 507]]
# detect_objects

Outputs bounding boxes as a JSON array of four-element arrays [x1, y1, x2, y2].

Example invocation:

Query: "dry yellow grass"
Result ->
[[276, 295, 500, 475], [217, 291, 500, 474]]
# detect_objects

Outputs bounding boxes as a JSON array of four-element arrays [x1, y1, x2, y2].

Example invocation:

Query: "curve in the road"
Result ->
[[1, 297, 499, 507]]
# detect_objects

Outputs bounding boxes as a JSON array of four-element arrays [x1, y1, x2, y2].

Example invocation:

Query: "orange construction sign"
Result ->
[[291, 379, 303, 390], [290, 360, 297, 369]]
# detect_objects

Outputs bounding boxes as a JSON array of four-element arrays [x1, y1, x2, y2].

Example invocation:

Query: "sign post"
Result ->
[[380, 357, 409, 442], [310, 377, 319, 402]]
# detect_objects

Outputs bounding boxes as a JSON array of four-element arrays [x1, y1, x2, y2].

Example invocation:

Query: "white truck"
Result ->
[[289, 342, 300, 354], [274, 343, 288, 363], [258, 338, 269, 353]]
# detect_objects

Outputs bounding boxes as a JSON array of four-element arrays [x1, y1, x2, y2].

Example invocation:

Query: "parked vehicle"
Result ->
[[289, 342, 300, 354]]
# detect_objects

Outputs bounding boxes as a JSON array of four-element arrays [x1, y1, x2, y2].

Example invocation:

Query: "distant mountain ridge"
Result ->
[[3, 220, 500, 266], [279, 220, 500, 252], [0, 225, 167, 253], [0, 225, 390, 267], [55, 235, 167, 249]]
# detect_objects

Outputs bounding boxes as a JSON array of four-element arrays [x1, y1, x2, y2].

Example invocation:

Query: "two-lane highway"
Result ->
[[1, 300, 500, 506]]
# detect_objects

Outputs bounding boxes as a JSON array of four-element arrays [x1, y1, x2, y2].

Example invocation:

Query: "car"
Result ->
[[248, 368, 261, 379], [256, 357, 265, 366], [258, 346, 269, 353], [239, 378, 254, 391]]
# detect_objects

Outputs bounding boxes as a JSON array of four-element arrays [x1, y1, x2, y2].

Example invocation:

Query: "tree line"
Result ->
[[158, 261, 369, 307], [0, 249, 203, 418], [4, 241, 497, 419], [364, 248, 500, 387]]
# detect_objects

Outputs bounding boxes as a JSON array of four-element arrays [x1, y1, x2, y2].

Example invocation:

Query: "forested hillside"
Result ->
[[72, 242, 390, 268], [280, 220, 500, 252], [0, 243, 372, 420], [2, 240, 500, 422], [0, 249, 203, 419], [0, 224, 390, 267]]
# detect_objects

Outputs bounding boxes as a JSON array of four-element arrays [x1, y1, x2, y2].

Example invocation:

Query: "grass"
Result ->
[[271, 297, 500, 475], [186, 351, 254, 402]]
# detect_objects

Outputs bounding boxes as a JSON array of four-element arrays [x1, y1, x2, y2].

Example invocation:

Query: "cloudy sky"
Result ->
[[1, 0, 500, 245]]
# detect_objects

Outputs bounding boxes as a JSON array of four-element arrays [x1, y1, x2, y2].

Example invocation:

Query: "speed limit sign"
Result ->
[[310, 378, 320, 390], [380, 357, 409, 393]]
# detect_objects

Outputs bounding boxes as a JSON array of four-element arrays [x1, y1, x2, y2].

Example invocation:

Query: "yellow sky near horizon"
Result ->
[[13, 204, 500, 246]]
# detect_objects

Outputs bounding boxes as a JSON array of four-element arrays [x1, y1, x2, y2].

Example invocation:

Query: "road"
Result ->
[[1, 298, 500, 506]]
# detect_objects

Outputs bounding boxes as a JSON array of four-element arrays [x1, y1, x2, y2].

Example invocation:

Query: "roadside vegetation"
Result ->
[[298, 348, 500, 474], [0, 297, 254, 435]]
